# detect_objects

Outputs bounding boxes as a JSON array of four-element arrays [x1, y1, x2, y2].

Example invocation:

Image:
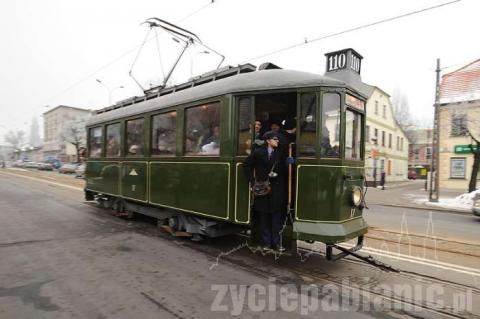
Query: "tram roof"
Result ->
[[87, 68, 351, 126]]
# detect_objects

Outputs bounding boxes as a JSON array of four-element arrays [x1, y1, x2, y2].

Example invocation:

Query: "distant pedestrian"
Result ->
[[380, 171, 386, 190]]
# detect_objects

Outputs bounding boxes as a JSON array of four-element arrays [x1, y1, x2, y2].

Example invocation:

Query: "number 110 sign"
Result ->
[[325, 49, 362, 74]]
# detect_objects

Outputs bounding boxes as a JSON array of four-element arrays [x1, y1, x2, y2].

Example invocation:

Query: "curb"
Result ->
[[369, 203, 471, 216]]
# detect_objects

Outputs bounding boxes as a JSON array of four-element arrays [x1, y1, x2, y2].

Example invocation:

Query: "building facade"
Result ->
[[438, 59, 480, 190], [43, 105, 91, 162], [363, 87, 410, 184], [407, 128, 433, 179]]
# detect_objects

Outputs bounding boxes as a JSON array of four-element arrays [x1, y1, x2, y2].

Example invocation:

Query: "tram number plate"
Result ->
[[350, 208, 357, 218]]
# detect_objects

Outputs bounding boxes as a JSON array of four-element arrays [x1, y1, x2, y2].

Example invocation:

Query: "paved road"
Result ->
[[0, 172, 478, 318], [364, 205, 480, 244]]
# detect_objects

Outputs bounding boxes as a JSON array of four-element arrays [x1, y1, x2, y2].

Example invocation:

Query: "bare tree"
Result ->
[[467, 128, 480, 192], [61, 118, 87, 161], [392, 88, 414, 129], [4, 130, 25, 150]]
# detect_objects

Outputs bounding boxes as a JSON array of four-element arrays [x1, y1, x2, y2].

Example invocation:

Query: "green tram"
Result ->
[[85, 63, 368, 258]]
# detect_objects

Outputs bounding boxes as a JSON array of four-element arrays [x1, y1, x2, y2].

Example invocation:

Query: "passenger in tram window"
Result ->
[[128, 144, 140, 155], [243, 130, 288, 252], [200, 126, 220, 155], [107, 135, 120, 156], [282, 118, 296, 145], [253, 120, 264, 148]]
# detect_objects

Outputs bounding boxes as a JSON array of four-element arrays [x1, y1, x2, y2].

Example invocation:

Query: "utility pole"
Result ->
[[429, 58, 441, 202]]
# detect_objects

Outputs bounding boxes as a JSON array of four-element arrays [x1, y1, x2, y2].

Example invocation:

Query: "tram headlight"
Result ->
[[351, 186, 363, 207]]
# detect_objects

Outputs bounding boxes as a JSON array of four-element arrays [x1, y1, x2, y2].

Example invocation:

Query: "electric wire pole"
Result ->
[[429, 58, 441, 202]]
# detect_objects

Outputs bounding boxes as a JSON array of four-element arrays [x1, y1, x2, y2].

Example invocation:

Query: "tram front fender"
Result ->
[[292, 216, 368, 244]]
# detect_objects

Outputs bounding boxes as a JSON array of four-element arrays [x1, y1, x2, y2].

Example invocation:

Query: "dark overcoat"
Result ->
[[243, 146, 288, 214]]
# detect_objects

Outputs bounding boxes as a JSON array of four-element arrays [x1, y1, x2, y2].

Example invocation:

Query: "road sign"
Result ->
[[454, 144, 478, 154]]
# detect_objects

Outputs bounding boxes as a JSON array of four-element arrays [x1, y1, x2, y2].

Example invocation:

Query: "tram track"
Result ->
[[160, 229, 480, 319]]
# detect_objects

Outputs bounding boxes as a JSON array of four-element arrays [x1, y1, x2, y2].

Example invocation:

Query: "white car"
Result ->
[[473, 193, 480, 217]]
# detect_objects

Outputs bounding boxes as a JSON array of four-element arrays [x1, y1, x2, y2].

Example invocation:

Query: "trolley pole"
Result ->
[[429, 58, 441, 202]]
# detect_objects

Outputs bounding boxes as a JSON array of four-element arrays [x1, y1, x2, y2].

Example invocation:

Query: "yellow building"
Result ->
[[363, 87, 410, 184], [438, 59, 480, 190]]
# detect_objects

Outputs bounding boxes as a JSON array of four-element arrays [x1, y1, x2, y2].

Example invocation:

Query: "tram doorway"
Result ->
[[254, 92, 297, 220], [255, 93, 297, 146]]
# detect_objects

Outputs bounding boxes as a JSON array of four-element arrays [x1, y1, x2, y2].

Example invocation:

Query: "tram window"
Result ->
[[237, 97, 253, 155], [320, 93, 341, 157], [152, 111, 176, 156], [126, 118, 145, 156], [185, 102, 221, 156], [298, 93, 316, 156], [89, 126, 103, 158], [105, 123, 121, 157], [345, 110, 362, 160]]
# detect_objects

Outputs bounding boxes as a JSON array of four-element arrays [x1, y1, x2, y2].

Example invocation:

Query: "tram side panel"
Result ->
[[86, 161, 120, 196], [149, 162, 230, 221]]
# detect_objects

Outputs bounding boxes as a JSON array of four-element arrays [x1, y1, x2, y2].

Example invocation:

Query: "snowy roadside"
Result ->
[[412, 189, 480, 213]]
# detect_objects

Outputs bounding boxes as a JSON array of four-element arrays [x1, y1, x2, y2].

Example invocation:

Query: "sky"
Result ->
[[0, 0, 478, 144]]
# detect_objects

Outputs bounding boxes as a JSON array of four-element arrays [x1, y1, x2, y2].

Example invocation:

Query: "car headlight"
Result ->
[[474, 200, 480, 208], [351, 186, 363, 207]]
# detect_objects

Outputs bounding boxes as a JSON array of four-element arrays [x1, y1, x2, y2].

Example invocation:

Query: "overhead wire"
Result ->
[[240, 0, 462, 64], [40, 0, 216, 105]]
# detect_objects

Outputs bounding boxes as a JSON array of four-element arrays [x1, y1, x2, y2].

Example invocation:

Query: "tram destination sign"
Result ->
[[454, 144, 478, 154], [325, 48, 363, 74]]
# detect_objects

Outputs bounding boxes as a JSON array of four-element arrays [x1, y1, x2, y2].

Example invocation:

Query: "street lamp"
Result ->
[[95, 79, 124, 105], [190, 50, 210, 77]]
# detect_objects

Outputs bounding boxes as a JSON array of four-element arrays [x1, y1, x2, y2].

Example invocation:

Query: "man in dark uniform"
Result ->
[[243, 130, 287, 252]]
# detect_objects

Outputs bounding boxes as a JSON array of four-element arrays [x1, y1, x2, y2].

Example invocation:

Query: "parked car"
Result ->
[[23, 161, 40, 169], [38, 163, 54, 171], [473, 193, 480, 217], [12, 160, 25, 168], [58, 163, 80, 174], [75, 164, 85, 178], [44, 158, 62, 169], [408, 170, 417, 180]]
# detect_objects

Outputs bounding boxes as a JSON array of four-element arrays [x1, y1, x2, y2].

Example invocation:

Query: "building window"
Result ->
[[451, 112, 468, 136], [396, 136, 400, 151], [366, 125, 370, 143], [106, 123, 121, 157], [374, 101, 379, 115], [89, 126, 103, 158], [400, 138, 404, 151], [185, 102, 221, 156], [152, 111, 176, 156], [388, 133, 392, 148], [381, 131, 385, 146], [450, 158, 466, 179], [320, 93, 341, 157], [426, 147, 432, 159], [373, 128, 378, 145], [298, 93, 317, 156], [382, 105, 386, 118], [126, 118, 145, 156]]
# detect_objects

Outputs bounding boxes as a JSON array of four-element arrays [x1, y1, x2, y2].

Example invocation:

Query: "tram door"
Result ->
[[233, 96, 255, 225]]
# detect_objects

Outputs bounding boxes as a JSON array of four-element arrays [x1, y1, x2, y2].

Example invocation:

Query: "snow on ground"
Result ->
[[413, 189, 480, 212]]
